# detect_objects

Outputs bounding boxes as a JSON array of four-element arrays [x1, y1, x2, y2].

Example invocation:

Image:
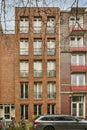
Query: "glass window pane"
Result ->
[[72, 104, 76, 116]]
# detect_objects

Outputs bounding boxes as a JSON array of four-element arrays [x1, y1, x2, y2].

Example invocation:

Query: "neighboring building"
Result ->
[[0, 7, 60, 121], [1, 6, 87, 122], [60, 7, 87, 119]]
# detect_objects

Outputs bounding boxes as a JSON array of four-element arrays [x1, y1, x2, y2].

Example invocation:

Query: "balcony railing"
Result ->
[[34, 48, 42, 55], [47, 48, 56, 55], [47, 27, 55, 33], [48, 92, 56, 99], [69, 26, 84, 32], [33, 26, 42, 33], [47, 70, 56, 77], [69, 46, 86, 51], [34, 92, 42, 99], [69, 23, 84, 32], [34, 70, 42, 77], [71, 65, 87, 71], [20, 49, 28, 55], [71, 86, 87, 91], [20, 71, 28, 77], [20, 26, 29, 33]]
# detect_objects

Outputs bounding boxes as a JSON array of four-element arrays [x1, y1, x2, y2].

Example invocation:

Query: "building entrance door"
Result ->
[[71, 95, 85, 118]]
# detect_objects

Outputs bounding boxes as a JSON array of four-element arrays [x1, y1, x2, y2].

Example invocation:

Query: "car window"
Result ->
[[54, 117, 65, 121], [40, 117, 48, 121], [54, 116, 77, 121], [41, 117, 54, 121], [63, 116, 76, 121]]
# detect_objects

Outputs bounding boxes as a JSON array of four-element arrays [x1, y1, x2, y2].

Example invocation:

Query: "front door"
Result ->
[[71, 95, 85, 118]]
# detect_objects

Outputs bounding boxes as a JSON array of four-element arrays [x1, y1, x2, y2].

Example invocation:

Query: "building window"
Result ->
[[70, 36, 83, 47], [33, 17, 42, 33], [20, 104, 28, 120], [34, 104, 42, 115], [71, 95, 84, 117], [47, 61, 56, 77], [20, 61, 29, 77], [0, 104, 15, 120], [20, 82, 28, 99], [34, 82, 42, 99], [47, 82, 56, 99], [47, 104, 55, 114], [20, 17, 29, 33], [47, 39, 55, 55], [69, 15, 83, 28], [20, 39, 28, 55], [47, 17, 55, 33], [34, 61, 42, 77], [34, 39, 42, 55], [71, 54, 85, 65], [71, 74, 85, 86]]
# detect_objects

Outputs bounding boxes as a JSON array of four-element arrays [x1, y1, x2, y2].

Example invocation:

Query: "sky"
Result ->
[[0, 0, 87, 33]]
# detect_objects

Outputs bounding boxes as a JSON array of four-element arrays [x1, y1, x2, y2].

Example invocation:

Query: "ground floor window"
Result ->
[[34, 104, 42, 115], [0, 104, 15, 121], [71, 95, 85, 118], [20, 104, 28, 120], [47, 104, 55, 114]]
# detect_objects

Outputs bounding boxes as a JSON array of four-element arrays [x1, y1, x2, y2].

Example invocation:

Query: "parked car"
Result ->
[[32, 114, 87, 130]]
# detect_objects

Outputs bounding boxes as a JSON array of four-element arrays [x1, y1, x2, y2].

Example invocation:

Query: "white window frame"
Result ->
[[34, 61, 42, 77], [71, 54, 85, 65], [47, 82, 56, 99], [20, 61, 29, 77], [34, 83, 42, 99], [0, 104, 15, 121], [33, 17, 42, 33], [47, 104, 55, 114], [47, 17, 55, 33], [47, 61, 56, 77], [20, 17, 29, 33], [47, 39, 55, 55], [34, 39, 42, 55], [34, 104, 42, 115], [69, 15, 83, 27], [20, 39, 28, 55], [20, 82, 28, 99], [71, 74, 85, 86], [70, 36, 83, 47], [20, 104, 28, 120], [71, 95, 85, 118]]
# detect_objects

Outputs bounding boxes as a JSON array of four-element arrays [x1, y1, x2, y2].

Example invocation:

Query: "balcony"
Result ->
[[33, 26, 42, 33], [34, 48, 42, 55], [47, 27, 55, 33], [47, 48, 56, 55], [48, 92, 56, 99], [69, 26, 84, 32], [71, 65, 87, 72], [34, 70, 42, 77], [47, 70, 56, 77], [69, 46, 87, 52], [71, 86, 87, 91], [20, 26, 29, 33], [20, 71, 28, 77], [34, 92, 42, 99]]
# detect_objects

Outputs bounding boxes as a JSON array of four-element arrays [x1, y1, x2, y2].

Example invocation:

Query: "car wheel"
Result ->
[[44, 126, 55, 130]]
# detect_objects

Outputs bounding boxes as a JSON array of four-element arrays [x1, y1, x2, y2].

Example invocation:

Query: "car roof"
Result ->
[[40, 114, 72, 117]]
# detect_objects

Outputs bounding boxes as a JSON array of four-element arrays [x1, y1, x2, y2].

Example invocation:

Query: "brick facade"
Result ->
[[0, 7, 60, 121], [60, 8, 87, 119]]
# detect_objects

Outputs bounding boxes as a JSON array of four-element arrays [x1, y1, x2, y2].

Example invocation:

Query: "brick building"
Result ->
[[0, 7, 60, 121], [60, 7, 87, 119]]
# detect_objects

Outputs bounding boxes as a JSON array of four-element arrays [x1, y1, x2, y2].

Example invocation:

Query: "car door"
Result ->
[[54, 116, 85, 130], [54, 116, 70, 130], [63, 116, 85, 130]]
